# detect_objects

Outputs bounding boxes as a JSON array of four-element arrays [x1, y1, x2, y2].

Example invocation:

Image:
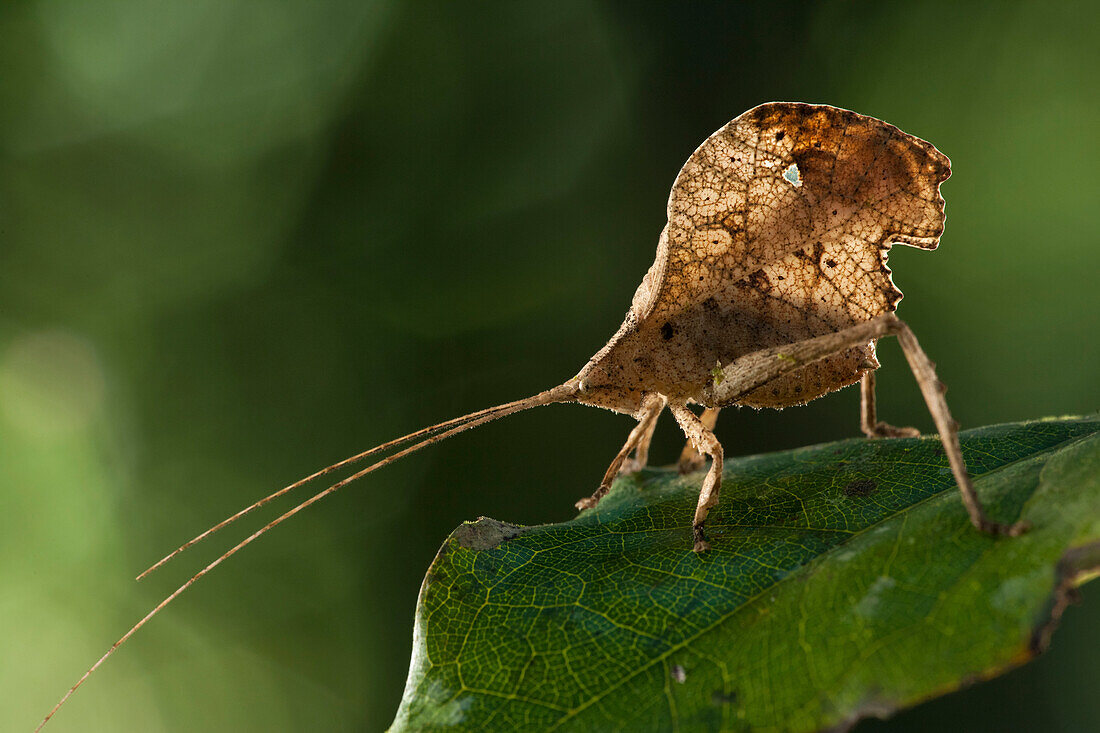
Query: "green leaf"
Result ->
[[391, 417, 1100, 732]]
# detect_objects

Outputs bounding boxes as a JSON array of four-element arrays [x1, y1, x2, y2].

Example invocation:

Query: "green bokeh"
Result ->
[[1, 1, 1096, 730]]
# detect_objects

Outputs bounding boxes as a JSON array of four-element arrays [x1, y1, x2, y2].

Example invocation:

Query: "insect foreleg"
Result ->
[[575, 393, 665, 511], [620, 394, 666, 474]]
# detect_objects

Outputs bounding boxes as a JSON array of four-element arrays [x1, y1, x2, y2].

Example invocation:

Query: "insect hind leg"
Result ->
[[710, 313, 1027, 537], [860, 370, 920, 438], [891, 319, 1027, 536]]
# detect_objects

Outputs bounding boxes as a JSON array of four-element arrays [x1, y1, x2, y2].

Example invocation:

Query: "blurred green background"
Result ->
[[2, 1, 1096, 730]]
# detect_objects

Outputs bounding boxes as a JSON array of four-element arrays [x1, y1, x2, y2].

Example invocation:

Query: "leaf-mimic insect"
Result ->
[[38, 102, 1027, 730]]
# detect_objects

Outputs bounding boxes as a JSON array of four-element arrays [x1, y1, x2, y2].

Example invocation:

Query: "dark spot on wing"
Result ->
[[747, 269, 771, 290]]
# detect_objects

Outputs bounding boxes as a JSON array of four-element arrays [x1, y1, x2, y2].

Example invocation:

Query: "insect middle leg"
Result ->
[[860, 371, 919, 438], [677, 407, 720, 474], [575, 393, 664, 511], [669, 403, 723, 553]]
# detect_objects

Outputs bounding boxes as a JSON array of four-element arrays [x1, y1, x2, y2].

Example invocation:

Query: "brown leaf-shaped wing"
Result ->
[[637, 102, 951, 406]]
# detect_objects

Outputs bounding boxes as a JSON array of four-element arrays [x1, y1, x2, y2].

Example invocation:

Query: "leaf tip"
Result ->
[[452, 517, 528, 550]]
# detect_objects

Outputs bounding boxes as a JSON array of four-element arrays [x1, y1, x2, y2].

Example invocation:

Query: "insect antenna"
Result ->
[[37, 382, 577, 732], [136, 390, 561, 581]]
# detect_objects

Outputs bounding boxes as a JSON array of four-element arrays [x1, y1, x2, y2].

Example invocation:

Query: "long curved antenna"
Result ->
[[37, 382, 577, 731], [136, 394, 547, 581]]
